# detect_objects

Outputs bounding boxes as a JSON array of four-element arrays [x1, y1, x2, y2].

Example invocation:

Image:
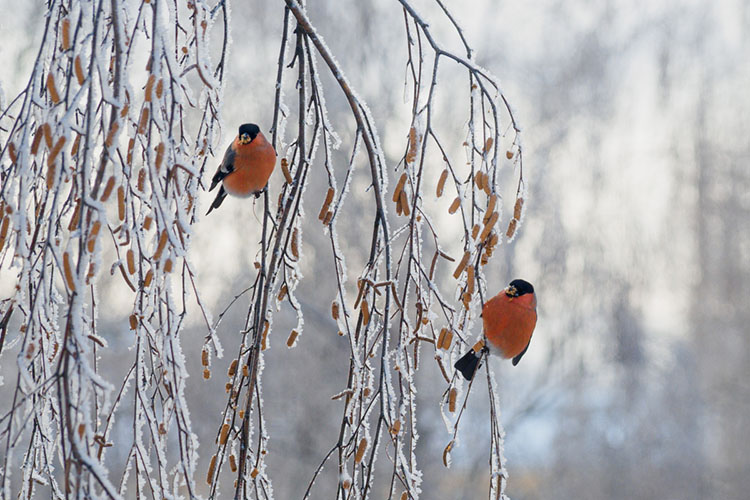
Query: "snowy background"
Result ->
[[1, 0, 749, 498]]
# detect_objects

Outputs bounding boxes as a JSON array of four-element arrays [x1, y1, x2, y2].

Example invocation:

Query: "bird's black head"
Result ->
[[506, 279, 534, 297], [238, 123, 261, 145]]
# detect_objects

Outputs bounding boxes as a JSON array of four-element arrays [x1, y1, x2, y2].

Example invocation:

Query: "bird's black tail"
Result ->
[[455, 350, 482, 380], [206, 187, 227, 215]]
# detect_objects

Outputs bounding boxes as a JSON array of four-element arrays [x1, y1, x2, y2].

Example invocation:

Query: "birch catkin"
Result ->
[[206, 454, 217, 484], [100, 176, 116, 201], [219, 423, 230, 445], [0, 217, 10, 252], [322, 210, 333, 225], [331, 301, 339, 320], [453, 251, 470, 279], [46, 164, 56, 190], [361, 299, 370, 325], [46, 73, 60, 104], [68, 201, 81, 231], [448, 197, 461, 214], [319, 188, 335, 220], [436, 169, 448, 197], [71, 134, 81, 156], [291, 227, 299, 259], [261, 321, 269, 351], [442, 329, 453, 350], [391, 419, 401, 435], [137, 108, 149, 134], [392, 172, 407, 203], [437, 328, 448, 349], [137, 168, 146, 192], [155, 142, 165, 170], [144, 74, 156, 102], [61, 18, 70, 50], [399, 189, 410, 216], [30, 127, 43, 156], [514, 197, 524, 219], [48, 137, 66, 166], [87, 221, 101, 253], [287, 330, 299, 347], [117, 187, 125, 221], [153, 230, 168, 260], [281, 158, 292, 184], [479, 211, 498, 242], [74, 56, 85, 85], [126, 249, 135, 275], [7, 143, 16, 164], [63, 252, 75, 292], [105, 121, 119, 148], [406, 127, 418, 164], [475, 171, 485, 190], [143, 269, 153, 288], [506, 218, 518, 238], [42, 123, 52, 149], [486, 195, 497, 222], [355, 438, 368, 464]]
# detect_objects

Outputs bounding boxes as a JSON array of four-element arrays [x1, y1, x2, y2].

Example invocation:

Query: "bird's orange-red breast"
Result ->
[[454, 279, 537, 380], [206, 123, 276, 215]]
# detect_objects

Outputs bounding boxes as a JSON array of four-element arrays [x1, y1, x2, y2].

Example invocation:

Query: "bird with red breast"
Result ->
[[454, 279, 537, 380], [206, 123, 276, 215]]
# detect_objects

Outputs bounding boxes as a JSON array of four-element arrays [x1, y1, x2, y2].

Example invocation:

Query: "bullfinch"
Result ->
[[206, 123, 277, 215], [454, 279, 537, 380]]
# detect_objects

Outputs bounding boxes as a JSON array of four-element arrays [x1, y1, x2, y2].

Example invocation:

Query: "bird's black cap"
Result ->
[[239, 123, 260, 140], [509, 279, 534, 296]]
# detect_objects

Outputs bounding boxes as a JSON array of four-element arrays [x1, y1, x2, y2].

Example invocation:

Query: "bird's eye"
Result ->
[[505, 285, 518, 297], [241, 133, 250, 142]]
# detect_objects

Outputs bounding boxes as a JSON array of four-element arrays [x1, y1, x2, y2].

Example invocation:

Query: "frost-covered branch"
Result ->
[[204, 1, 527, 499], [0, 0, 225, 497], [1, 0, 528, 498]]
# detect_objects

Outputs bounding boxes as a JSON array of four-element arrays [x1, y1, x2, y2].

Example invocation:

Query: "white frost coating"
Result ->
[[339, 469, 352, 486], [504, 99, 522, 132], [0, 0, 526, 496], [0, 0, 224, 495], [487, 368, 508, 500]]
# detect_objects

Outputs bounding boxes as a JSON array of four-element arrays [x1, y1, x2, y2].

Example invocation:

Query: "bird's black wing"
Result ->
[[511, 337, 532, 366], [209, 144, 236, 191], [206, 186, 227, 215], [455, 349, 482, 380]]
